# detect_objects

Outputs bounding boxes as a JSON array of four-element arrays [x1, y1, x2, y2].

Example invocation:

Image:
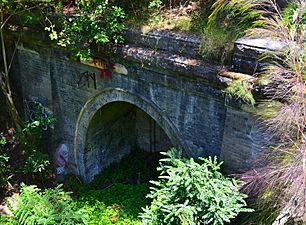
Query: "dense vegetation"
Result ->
[[0, 148, 250, 224], [1, 184, 87, 225], [0, 150, 155, 224], [47, 0, 126, 60], [0, 113, 55, 200]]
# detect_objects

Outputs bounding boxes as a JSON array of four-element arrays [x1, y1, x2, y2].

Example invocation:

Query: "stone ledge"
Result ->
[[232, 37, 286, 74], [124, 28, 202, 60], [100, 43, 224, 85], [9, 26, 286, 88]]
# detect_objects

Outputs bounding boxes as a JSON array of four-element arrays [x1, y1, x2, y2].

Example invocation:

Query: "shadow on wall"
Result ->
[[84, 101, 173, 180]]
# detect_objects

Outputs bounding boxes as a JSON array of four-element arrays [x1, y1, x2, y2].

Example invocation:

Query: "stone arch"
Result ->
[[74, 87, 189, 182]]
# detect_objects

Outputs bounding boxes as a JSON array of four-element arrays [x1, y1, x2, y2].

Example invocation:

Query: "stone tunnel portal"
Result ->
[[83, 101, 173, 182], [74, 88, 189, 182]]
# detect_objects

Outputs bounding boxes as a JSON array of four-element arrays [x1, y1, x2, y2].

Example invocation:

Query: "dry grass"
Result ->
[[128, 1, 202, 33]]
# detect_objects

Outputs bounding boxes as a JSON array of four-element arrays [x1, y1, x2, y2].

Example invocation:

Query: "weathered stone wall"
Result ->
[[11, 28, 268, 182], [220, 107, 269, 171], [135, 108, 172, 153]]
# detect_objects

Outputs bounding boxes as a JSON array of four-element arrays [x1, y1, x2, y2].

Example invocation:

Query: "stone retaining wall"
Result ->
[[10, 28, 269, 182]]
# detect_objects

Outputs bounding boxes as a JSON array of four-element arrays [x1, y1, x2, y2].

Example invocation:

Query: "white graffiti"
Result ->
[[24, 99, 53, 130]]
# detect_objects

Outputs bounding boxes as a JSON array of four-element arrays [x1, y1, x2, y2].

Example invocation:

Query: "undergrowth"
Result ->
[[66, 149, 161, 225], [0, 134, 9, 191], [1, 148, 249, 224], [89, 149, 161, 188], [1, 149, 160, 224], [126, 0, 204, 33], [73, 184, 150, 225]]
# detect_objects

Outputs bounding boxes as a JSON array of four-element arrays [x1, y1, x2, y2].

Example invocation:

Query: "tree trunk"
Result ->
[[0, 5, 23, 130]]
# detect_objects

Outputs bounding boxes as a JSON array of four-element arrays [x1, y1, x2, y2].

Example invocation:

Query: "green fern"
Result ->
[[140, 149, 252, 225], [11, 184, 88, 225], [225, 80, 256, 105]]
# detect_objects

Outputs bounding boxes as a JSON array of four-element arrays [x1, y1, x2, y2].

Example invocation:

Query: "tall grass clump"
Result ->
[[209, 1, 306, 224]]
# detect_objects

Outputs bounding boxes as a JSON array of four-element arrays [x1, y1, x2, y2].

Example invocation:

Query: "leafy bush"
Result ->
[[0, 133, 6, 146], [10, 184, 88, 225], [0, 214, 15, 225], [140, 149, 252, 225], [148, 0, 164, 9], [47, 0, 126, 60], [21, 150, 51, 173], [19, 108, 55, 174]]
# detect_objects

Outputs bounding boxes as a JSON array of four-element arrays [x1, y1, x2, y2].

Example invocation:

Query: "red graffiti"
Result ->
[[91, 57, 113, 79], [99, 69, 112, 78]]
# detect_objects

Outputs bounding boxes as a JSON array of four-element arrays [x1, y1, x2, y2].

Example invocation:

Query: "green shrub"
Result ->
[[19, 109, 55, 174], [0, 133, 9, 188], [200, 26, 237, 64], [10, 184, 88, 225], [140, 149, 252, 225], [0, 214, 14, 225], [0, 153, 9, 187], [21, 150, 50, 173], [47, 0, 126, 60], [0, 133, 6, 146]]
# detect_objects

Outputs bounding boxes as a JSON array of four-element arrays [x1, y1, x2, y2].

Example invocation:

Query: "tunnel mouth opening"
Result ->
[[89, 148, 162, 188], [84, 101, 174, 186]]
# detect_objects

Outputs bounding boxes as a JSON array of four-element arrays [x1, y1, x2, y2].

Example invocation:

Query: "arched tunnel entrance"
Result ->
[[85, 101, 173, 182], [74, 88, 189, 183]]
